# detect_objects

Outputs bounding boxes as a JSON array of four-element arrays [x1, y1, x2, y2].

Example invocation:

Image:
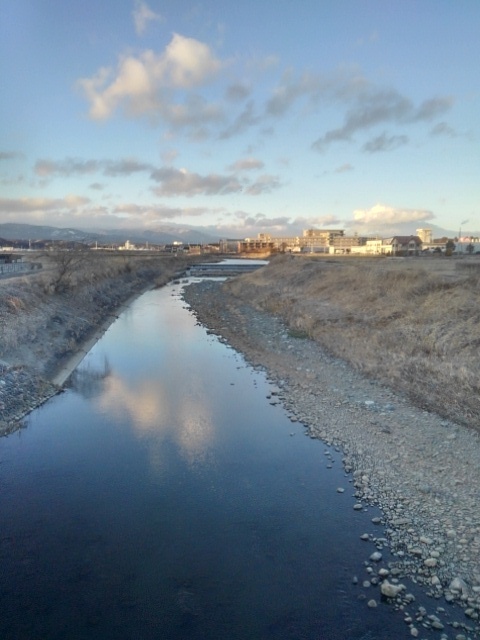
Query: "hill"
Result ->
[[0, 222, 218, 246]]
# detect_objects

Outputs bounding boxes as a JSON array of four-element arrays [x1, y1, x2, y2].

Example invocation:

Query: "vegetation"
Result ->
[[0, 252, 194, 376], [225, 255, 480, 429]]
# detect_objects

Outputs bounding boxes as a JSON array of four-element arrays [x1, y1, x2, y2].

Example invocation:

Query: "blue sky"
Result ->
[[1, 0, 479, 239]]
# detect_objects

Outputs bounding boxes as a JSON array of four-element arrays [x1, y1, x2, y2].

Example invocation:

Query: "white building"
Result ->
[[416, 228, 433, 244]]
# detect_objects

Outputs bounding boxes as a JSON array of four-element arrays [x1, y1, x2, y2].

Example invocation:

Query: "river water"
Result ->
[[0, 279, 427, 639]]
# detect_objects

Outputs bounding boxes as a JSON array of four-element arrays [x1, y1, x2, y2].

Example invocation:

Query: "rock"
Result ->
[[424, 558, 438, 568], [449, 577, 468, 594], [369, 551, 382, 562], [380, 580, 405, 598]]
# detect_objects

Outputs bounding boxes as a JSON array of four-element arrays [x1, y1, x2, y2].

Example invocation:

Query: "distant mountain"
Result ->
[[0, 223, 100, 243], [100, 225, 218, 245], [0, 223, 218, 245]]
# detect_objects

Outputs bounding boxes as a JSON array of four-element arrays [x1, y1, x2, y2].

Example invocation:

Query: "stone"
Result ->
[[424, 558, 438, 568], [380, 580, 405, 598], [449, 577, 468, 594]]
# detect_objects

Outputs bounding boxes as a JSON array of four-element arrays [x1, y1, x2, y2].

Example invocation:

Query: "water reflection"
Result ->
[[94, 372, 215, 469], [70, 357, 111, 399]]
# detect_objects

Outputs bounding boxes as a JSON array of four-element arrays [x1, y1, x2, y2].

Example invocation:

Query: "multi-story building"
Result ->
[[329, 235, 368, 254], [416, 228, 433, 244]]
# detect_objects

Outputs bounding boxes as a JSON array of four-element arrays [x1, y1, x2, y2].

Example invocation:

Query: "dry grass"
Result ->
[[225, 255, 480, 429], [0, 253, 192, 374]]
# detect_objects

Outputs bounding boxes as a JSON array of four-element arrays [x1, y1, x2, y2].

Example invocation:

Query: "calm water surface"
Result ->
[[1, 281, 420, 639]]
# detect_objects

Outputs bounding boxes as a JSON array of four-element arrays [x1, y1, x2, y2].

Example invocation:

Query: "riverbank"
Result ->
[[0, 254, 193, 433], [182, 270, 480, 638]]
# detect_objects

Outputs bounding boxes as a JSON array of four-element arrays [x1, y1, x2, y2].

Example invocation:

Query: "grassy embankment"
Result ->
[[224, 255, 480, 430], [0, 251, 194, 378]]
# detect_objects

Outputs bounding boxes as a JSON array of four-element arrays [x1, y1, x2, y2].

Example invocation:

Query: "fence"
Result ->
[[0, 262, 39, 276]]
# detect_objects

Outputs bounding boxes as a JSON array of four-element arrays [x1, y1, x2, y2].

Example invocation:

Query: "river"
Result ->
[[0, 277, 429, 639]]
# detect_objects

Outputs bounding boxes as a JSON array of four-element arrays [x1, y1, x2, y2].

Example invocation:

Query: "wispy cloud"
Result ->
[[219, 100, 260, 139], [429, 121, 458, 137], [35, 158, 100, 177], [132, 1, 163, 36], [362, 132, 409, 153], [34, 157, 155, 177], [312, 91, 453, 152], [0, 195, 90, 213], [151, 166, 243, 196], [334, 163, 354, 173], [103, 159, 154, 176], [0, 151, 24, 161], [227, 157, 264, 172], [113, 202, 210, 219], [77, 34, 456, 155], [244, 174, 280, 195], [225, 83, 251, 102]]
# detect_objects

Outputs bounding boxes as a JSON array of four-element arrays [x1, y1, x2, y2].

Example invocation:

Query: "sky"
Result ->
[[1, 0, 479, 239]]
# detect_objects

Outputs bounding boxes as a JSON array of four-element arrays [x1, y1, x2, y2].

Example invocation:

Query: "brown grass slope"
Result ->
[[0, 252, 192, 378], [225, 255, 480, 430]]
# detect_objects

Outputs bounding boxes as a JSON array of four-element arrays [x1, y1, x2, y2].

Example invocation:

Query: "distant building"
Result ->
[[455, 238, 480, 253], [382, 236, 423, 256], [416, 228, 432, 244], [329, 235, 368, 254], [220, 238, 242, 253], [351, 239, 383, 255]]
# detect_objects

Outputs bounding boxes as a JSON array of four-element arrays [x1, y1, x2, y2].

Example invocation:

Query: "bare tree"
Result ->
[[47, 248, 90, 292]]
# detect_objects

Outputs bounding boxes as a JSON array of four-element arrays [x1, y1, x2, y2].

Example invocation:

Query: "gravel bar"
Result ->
[[183, 279, 480, 639]]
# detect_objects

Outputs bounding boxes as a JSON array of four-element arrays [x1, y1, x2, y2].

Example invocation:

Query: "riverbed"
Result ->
[[0, 280, 469, 639]]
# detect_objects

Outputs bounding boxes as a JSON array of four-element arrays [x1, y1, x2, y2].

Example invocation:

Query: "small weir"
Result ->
[[187, 260, 266, 277]]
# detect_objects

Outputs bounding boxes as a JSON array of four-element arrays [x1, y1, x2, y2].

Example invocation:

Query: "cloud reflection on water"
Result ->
[[95, 370, 215, 471]]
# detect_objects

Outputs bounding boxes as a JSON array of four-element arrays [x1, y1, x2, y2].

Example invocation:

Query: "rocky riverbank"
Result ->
[[183, 278, 480, 639]]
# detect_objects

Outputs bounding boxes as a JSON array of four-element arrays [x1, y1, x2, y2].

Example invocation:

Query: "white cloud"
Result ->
[[78, 34, 223, 120], [133, 1, 163, 36], [352, 203, 435, 227]]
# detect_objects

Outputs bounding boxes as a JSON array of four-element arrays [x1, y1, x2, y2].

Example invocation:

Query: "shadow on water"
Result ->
[[0, 278, 464, 639]]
